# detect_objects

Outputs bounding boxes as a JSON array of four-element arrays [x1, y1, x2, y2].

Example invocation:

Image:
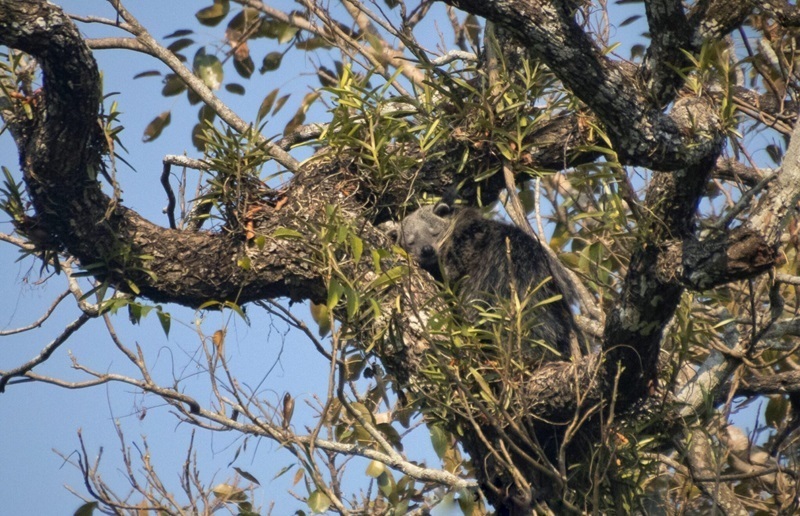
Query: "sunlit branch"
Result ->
[[0, 312, 93, 392], [430, 50, 478, 66], [0, 289, 70, 336], [685, 428, 749, 515], [86, 37, 149, 54]]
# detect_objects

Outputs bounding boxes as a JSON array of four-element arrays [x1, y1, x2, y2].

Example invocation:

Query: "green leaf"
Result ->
[[277, 24, 299, 44], [430, 425, 449, 459], [272, 227, 303, 239], [457, 487, 477, 514], [345, 287, 360, 319], [233, 466, 261, 485], [376, 422, 403, 451], [133, 70, 161, 79], [196, 0, 229, 26], [167, 37, 194, 54], [212, 483, 247, 501], [260, 51, 283, 73], [307, 490, 331, 513], [225, 83, 245, 95], [272, 94, 290, 115], [369, 265, 408, 289], [765, 396, 789, 428], [223, 301, 249, 322], [226, 8, 260, 39], [164, 29, 194, 39], [350, 234, 363, 263], [365, 460, 385, 478], [193, 49, 223, 90], [233, 55, 255, 78], [191, 123, 206, 152], [377, 471, 393, 497], [73, 502, 98, 516], [125, 278, 141, 295], [157, 310, 171, 337], [469, 367, 496, 403], [327, 278, 344, 310], [272, 463, 295, 480]]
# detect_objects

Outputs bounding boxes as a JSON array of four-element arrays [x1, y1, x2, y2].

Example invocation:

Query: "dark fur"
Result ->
[[386, 200, 573, 357]]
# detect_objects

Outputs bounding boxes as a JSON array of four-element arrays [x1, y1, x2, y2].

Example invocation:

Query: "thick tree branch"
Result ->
[[713, 156, 768, 186], [440, 0, 725, 170], [690, 0, 753, 40], [759, 0, 800, 27], [744, 112, 800, 246], [739, 370, 800, 395], [603, 150, 714, 404], [686, 428, 749, 516], [641, 0, 693, 105]]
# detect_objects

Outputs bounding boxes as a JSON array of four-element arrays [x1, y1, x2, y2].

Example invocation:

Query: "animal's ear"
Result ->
[[433, 202, 452, 217], [441, 186, 459, 207], [377, 220, 399, 242]]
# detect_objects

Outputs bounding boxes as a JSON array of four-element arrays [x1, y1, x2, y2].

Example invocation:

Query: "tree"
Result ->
[[2, 0, 800, 513]]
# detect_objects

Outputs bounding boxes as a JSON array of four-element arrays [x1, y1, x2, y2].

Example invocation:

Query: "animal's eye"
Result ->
[[433, 202, 451, 217], [387, 229, 398, 242]]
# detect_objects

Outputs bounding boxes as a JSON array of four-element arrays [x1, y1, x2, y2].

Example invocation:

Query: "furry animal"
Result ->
[[385, 199, 574, 357]]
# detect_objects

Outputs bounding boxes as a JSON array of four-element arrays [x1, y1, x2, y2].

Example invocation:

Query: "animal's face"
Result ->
[[385, 202, 453, 270]]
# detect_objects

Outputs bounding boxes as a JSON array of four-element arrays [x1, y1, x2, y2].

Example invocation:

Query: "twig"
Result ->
[[0, 313, 92, 392], [0, 289, 70, 336]]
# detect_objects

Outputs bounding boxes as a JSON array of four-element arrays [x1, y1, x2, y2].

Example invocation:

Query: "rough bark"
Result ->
[[441, 0, 726, 169]]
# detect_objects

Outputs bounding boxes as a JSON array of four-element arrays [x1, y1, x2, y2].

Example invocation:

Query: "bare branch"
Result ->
[[0, 289, 70, 336], [0, 312, 93, 392]]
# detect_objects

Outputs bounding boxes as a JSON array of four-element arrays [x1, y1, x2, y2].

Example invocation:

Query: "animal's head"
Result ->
[[383, 201, 455, 271]]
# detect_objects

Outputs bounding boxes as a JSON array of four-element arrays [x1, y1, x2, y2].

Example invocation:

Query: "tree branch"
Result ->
[[640, 0, 693, 105], [439, 0, 725, 170]]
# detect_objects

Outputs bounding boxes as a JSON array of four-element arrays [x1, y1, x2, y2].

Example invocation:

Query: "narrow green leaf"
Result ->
[[327, 278, 343, 310], [350, 234, 363, 263], [233, 466, 261, 485], [257, 89, 279, 120], [157, 311, 171, 337], [430, 425, 449, 459], [272, 227, 303, 239], [469, 367, 496, 403]]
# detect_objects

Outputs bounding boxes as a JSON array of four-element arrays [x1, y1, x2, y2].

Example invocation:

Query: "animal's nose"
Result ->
[[421, 245, 435, 258]]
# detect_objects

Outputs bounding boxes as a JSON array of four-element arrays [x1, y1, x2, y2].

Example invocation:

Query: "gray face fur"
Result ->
[[384, 202, 453, 272]]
